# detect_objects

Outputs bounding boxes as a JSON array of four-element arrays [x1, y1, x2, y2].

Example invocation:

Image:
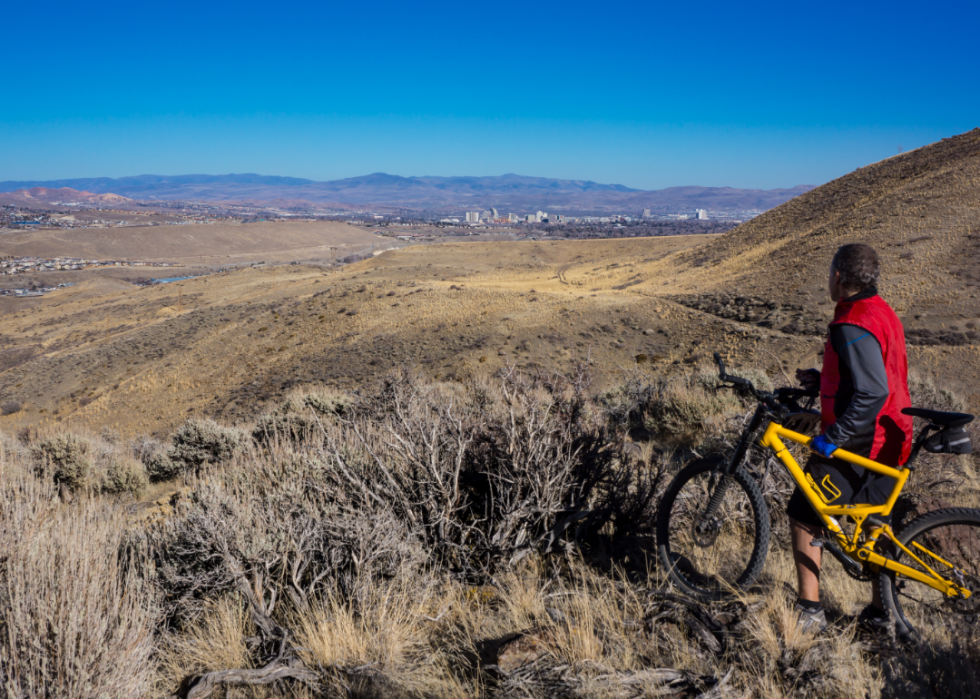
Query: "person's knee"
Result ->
[[789, 516, 822, 542]]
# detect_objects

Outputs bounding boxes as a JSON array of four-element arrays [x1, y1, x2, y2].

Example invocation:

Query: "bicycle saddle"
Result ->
[[902, 407, 975, 428]]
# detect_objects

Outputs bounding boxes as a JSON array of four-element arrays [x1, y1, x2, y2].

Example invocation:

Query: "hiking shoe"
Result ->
[[857, 605, 896, 635], [794, 604, 828, 633]]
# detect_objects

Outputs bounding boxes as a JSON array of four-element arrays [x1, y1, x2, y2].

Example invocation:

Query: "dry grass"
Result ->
[[0, 441, 157, 698], [3, 367, 980, 698], [155, 597, 254, 696]]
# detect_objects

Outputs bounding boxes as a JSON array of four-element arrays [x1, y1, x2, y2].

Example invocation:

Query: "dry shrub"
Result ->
[[29, 432, 148, 496], [900, 374, 980, 506], [31, 433, 91, 489], [603, 366, 770, 452], [252, 389, 347, 445], [0, 461, 157, 698], [147, 367, 663, 696], [148, 418, 250, 481]]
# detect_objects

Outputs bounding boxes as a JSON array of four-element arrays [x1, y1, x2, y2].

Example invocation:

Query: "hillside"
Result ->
[[0, 220, 392, 265], [0, 187, 132, 205], [2, 129, 979, 436], [0, 173, 814, 211], [0, 236, 722, 435]]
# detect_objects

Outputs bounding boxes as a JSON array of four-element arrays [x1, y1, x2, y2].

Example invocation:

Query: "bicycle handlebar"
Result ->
[[713, 352, 750, 387], [713, 351, 817, 413]]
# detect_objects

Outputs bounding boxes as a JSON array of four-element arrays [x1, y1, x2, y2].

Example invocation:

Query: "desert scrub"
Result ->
[[639, 367, 770, 451], [900, 374, 980, 506], [30, 433, 149, 496], [31, 433, 91, 490], [0, 466, 157, 697], [252, 389, 348, 445], [147, 418, 250, 481]]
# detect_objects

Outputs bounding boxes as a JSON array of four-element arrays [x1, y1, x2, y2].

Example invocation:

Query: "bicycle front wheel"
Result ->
[[657, 456, 770, 600], [879, 507, 980, 640]]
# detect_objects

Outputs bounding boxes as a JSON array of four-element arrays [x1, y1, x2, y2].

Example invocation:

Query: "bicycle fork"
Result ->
[[695, 406, 767, 543]]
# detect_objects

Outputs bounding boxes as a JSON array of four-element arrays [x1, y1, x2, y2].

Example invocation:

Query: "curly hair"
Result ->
[[832, 243, 880, 291]]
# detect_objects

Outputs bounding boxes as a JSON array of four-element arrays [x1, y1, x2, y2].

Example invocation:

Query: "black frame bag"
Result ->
[[924, 426, 973, 455]]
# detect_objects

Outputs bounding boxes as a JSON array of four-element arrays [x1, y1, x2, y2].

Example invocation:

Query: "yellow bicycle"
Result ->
[[656, 353, 980, 639]]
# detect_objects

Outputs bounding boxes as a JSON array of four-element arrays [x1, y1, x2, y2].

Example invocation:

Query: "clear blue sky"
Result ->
[[3, 0, 976, 190]]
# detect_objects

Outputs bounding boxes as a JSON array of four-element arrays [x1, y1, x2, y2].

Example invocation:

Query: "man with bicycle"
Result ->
[[790, 243, 913, 631]]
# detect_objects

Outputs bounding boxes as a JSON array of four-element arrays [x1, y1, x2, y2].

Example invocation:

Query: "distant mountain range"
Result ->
[[0, 173, 815, 211]]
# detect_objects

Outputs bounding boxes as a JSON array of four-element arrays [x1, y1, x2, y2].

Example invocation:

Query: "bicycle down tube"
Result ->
[[759, 422, 972, 600]]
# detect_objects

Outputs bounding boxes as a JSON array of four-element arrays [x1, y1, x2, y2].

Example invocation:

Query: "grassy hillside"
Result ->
[[3, 129, 980, 436], [0, 220, 389, 265]]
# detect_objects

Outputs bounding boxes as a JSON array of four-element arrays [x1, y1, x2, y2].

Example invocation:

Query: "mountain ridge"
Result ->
[[0, 173, 814, 211]]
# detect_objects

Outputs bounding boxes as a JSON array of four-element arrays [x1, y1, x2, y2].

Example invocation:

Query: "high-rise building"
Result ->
[[466, 211, 481, 223], [642, 209, 651, 218], [508, 213, 518, 223], [696, 209, 708, 220], [490, 207, 499, 219]]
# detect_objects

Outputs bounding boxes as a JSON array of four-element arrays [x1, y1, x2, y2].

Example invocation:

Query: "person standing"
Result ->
[[788, 243, 913, 632]]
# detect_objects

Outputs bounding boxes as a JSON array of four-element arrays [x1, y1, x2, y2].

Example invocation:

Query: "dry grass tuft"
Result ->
[[0, 453, 157, 698]]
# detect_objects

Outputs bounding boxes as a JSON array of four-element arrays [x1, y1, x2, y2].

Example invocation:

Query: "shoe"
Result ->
[[856, 605, 895, 635], [794, 604, 828, 633]]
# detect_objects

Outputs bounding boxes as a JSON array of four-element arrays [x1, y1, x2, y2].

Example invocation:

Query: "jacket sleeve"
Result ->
[[824, 324, 889, 448]]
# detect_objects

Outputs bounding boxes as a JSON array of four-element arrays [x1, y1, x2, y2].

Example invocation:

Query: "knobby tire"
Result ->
[[657, 456, 770, 601], [879, 506, 980, 639]]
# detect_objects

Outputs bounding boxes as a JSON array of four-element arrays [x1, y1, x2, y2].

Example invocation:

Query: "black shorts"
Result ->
[[785, 454, 894, 529]]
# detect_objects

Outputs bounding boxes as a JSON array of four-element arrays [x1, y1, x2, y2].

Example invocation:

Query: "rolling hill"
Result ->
[[0, 220, 393, 265], [1, 129, 978, 437], [0, 187, 132, 206]]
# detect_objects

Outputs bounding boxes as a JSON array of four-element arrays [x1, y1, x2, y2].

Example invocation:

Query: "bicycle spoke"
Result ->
[[891, 518, 980, 641], [665, 471, 758, 594]]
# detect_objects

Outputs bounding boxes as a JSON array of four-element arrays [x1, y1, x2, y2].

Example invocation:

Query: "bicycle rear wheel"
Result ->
[[656, 456, 770, 600], [879, 507, 980, 640]]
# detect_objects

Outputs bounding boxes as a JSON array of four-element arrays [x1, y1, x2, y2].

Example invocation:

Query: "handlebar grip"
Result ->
[[714, 352, 726, 375], [714, 352, 748, 386]]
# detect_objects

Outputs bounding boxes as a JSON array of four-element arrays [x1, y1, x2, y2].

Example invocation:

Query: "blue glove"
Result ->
[[809, 434, 839, 458]]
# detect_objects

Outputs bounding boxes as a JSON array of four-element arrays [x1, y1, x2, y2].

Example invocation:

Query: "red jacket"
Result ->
[[820, 294, 913, 466]]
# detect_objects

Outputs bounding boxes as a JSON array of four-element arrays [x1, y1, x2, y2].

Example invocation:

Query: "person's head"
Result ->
[[829, 243, 880, 302]]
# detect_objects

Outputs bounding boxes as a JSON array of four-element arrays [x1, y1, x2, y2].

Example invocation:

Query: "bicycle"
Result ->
[[656, 352, 980, 639]]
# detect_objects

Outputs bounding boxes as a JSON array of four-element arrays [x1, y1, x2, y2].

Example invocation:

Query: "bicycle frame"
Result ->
[[759, 421, 972, 600]]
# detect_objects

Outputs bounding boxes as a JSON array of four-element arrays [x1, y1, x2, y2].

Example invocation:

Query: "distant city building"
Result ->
[[696, 209, 709, 220], [642, 209, 651, 218], [490, 207, 499, 219], [508, 213, 518, 223], [465, 211, 481, 223]]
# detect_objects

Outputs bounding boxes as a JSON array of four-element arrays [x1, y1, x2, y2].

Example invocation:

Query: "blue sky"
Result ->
[[2, 0, 976, 190]]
